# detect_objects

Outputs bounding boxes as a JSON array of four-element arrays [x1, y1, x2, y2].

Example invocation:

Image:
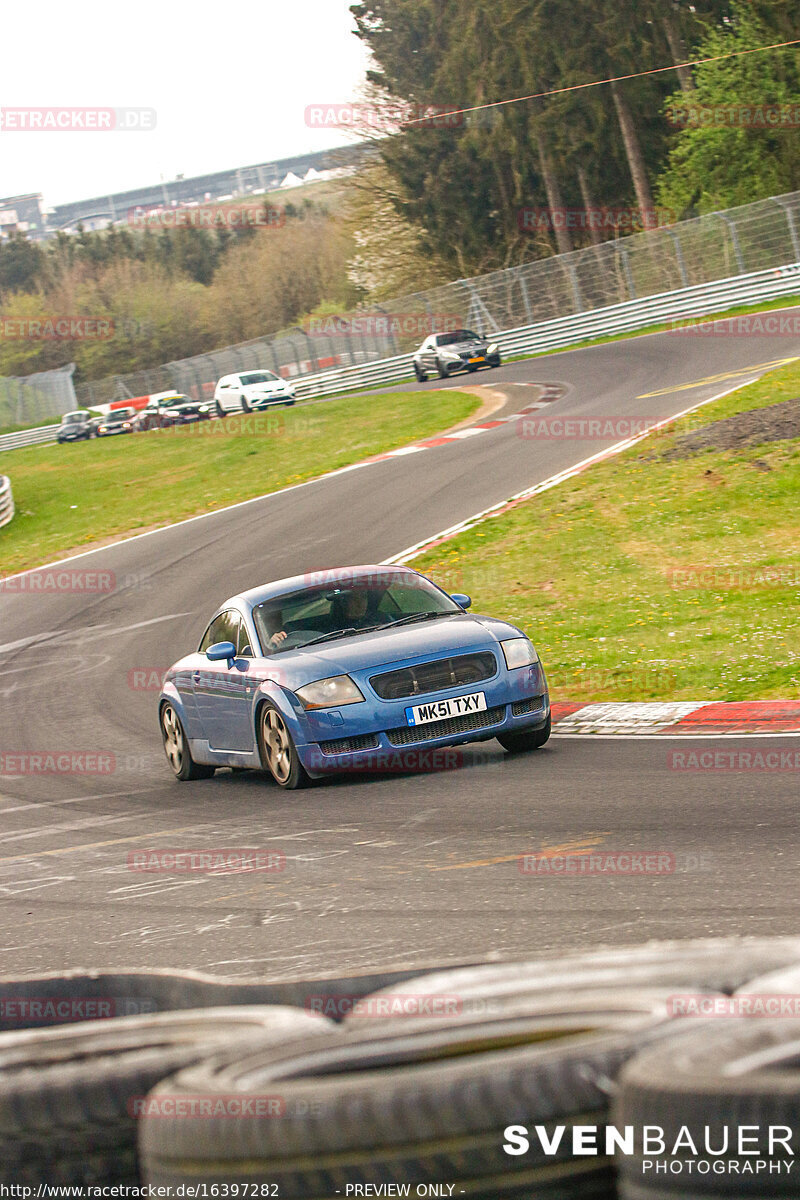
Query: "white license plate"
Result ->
[[405, 691, 487, 727]]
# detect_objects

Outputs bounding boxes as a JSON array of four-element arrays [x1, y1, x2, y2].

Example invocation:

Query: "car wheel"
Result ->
[[240, 394, 251, 413], [492, 355, 502, 368], [285, 399, 295, 407], [215, 400, 226, 418], [413, 363, 427, 382], [160, 702, 215, 781], [257, 703, 311, 790], [436, 357, 449, 379], [497, 713, 551, 753]]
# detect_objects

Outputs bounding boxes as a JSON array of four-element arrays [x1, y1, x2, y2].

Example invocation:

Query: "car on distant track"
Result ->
[[56, 410, 96, 443], [158, 566, 550, 789], [136, 392, 212, 430], [94, 407, 138, 437], [214, 371, 296, 415], [413, 330, 501, 381]]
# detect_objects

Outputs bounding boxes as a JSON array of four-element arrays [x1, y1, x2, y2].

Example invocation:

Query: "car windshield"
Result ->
[[62, 412, 88, 423], [109, 409, 134, 420], [240, 371, 280, 384], [437, 330, 480, 345], [159, 395, 188, 407], [252, 573, 461, 654]]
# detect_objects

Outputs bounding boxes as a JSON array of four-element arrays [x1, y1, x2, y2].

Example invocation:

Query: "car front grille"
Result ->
[[511, 696, 546, 717], [319, 733, 380, 756], [371, 652, 496, 701], [386, 704, 506, 746]]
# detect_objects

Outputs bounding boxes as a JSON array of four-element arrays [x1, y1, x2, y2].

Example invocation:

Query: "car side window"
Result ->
[[198, 610, 237, 652], [234, 616, 254, 657]]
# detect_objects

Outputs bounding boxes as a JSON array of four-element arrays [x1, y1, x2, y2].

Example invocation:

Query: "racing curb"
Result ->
[[551, 700, 800, 736]]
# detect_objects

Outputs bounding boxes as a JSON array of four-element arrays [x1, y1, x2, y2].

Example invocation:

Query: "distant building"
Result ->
[[45, 143, 374, 236], [0, 192, 45, 238]]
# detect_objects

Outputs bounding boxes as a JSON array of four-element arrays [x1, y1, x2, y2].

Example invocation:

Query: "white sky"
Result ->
[[0, 0, 372, 206]]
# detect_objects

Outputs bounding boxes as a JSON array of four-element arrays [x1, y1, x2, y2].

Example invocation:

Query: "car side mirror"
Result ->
[[206, 640, 236, 665], [451, 593, 472, 609]]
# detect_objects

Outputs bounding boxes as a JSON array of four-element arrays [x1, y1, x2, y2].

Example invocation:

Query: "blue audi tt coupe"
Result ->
[[159, 566, 550, 788]]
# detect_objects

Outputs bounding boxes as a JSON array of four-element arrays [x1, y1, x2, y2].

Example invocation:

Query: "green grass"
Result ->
[[414, 361, 800, 702], [0, 390, 479, 575]]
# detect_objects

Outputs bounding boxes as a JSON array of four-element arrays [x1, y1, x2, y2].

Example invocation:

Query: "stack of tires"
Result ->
[[2, 939, 800, 1196]]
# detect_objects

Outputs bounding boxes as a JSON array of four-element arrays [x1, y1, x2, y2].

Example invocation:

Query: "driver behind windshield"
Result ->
[[267, 588, 376, 649]]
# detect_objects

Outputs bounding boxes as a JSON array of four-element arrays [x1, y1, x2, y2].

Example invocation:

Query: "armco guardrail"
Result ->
[[0, 476, 14, 528], [0, 425, 59, 453], [291, 262, 800, 399], [3, 262, 799, 449]]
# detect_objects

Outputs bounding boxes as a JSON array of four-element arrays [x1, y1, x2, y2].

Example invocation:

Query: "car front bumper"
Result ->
[[294, 662, 549, 777]]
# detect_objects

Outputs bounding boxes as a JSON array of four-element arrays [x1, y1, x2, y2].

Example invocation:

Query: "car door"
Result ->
[[420, 337, 435, 371], [192, 611, 257, 752], [217, 380, 238, 413]]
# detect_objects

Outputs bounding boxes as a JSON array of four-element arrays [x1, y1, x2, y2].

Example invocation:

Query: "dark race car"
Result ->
[[56, 411, 95, 443], [413, 330, 501, 381], [136, 392, 212, 431], [95, 407, 138, 437]]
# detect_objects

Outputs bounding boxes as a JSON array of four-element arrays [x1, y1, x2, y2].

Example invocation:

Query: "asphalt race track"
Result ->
[[1, 316, 799, 977]]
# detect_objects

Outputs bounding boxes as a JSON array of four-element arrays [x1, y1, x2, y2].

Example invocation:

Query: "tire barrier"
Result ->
[[139, 987, 703, 1196], [3, 939, 800, 1193], [0, 475, 13, 528], [0, 1006, 331, 1187], [0, 961, 477, 1033], [614, 1021, 800, 1198]]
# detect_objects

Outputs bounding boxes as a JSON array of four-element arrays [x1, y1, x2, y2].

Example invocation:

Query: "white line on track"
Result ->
[[380, 376, 763, 564]]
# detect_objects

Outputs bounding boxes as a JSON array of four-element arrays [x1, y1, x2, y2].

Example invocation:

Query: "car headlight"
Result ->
[[295, 675, 365, 709], [441, 350, 462, 360], [165, 409, 180, 417], [501, 638, 539, 670], [486, 343, 499, 355], [199, 405, 210, 413]]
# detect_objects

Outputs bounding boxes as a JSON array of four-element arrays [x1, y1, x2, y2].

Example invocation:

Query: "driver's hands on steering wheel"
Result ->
[[268, 630, 288, 647]]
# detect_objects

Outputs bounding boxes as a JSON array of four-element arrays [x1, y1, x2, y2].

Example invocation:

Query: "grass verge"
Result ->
[[414, 360, 800, 701], [0, 390, 479, 576]]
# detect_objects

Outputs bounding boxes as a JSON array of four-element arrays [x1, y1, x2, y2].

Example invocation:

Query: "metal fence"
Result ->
[[0, 476, 14, 528], [0, 364, 78, 431], [70, 190, 800, 409]]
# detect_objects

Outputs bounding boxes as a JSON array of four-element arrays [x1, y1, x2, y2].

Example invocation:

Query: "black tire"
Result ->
[[159, 702, 215, 781], [498, 712, 551, 753], [368, 938, 800, 1014], [414, 362, 427, 382], [215, 399, 225, 418], [257, 702, 311, 789], [0, 1006, 331, 1187], [614, 1020, 800, 1197], [436, 356, 449, 379], [492, 355, 502, 368], [140, 988, 691, 1194], [240, 393, 251, 413]]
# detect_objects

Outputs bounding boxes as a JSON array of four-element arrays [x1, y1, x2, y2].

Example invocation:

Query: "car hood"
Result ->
[[438, 341, 489, 354], [262, 614, 521, 682], [244, 383, 290, 394]]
